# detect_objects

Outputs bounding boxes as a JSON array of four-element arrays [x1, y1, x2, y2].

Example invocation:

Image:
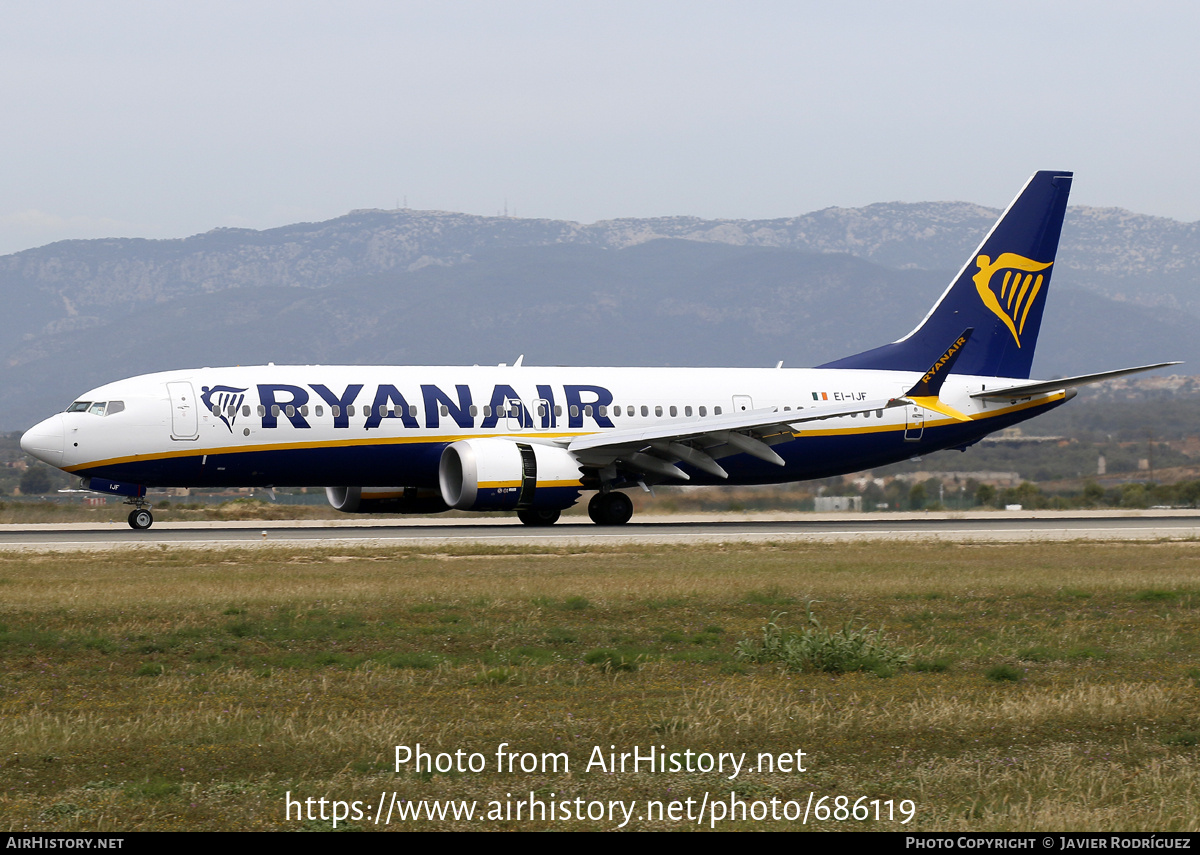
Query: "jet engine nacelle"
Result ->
[[438, 438, 584, 512], [325, 486, 449, 515]]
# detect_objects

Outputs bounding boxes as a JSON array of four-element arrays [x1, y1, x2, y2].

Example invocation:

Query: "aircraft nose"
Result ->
[[21, 414, 65, 469]]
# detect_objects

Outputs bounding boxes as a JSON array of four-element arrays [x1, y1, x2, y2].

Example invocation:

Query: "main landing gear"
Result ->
[[126, 502, 153, 530], [588, 491, 633, 526], [517, 508, 561, 526]]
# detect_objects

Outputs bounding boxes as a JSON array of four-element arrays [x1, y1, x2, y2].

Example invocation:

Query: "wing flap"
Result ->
[[565, 398, 898, 482], [566, 399, 896, 455]]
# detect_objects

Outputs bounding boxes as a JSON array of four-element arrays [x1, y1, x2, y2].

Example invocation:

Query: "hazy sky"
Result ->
[[2, 1, 1197, 255]]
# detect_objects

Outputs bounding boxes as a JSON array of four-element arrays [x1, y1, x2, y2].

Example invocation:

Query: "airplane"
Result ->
[[19, 170, 1177, 530]]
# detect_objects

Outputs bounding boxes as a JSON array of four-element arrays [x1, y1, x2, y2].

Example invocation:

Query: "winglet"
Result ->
[[895, 329, 974, 422]]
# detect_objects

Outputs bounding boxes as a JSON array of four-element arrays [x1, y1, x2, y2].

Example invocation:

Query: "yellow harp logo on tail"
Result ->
[[972, 253, 1053, 347]]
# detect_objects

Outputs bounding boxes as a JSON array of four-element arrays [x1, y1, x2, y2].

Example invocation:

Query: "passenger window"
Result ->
[[714, 406, 722, 415], [211, 405, 221, 416], [610, 406, 618, 418], [598, 405, 607, 417], [555, 406, 563, 417], [242, 405, 250, 417], [570, 406, 579, 418], [699, 406, 707, 417], [106, 401, 125, 416], [440, 405, 449, 416], [685, 406, 693, 417], [332, 405, 341, 417], [315, 405, 324, 417], [258, 405, 266, 417], [584, 405, 593, 417], [379, 405, 388, 417], [483, 405, 492, 417], [470, 405, 479, 417], [347, 405, 355, 416], [286, 405, 295, 418], [654, 406, 663, 417], [626, 406, 633, 416], [300, 405, 309, 417], [640, 405, 648, 417], [670, 406, 677, 417], [409, 405, 417, 418], [271, 405, 281, 417]]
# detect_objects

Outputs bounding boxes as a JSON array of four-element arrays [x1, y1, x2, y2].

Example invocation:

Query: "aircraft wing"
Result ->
[[969, 362, 1180, 401], [563, 398, 898, 481]]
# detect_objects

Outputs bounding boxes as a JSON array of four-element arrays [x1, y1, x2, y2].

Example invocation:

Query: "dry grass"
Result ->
[[2, 541, 1200, 831]]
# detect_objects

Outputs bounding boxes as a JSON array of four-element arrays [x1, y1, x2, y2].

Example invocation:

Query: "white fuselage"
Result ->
[[22, 363, 1063, 490]]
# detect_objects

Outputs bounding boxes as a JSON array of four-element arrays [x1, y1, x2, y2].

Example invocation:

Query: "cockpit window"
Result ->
[[66, 400, 124, 416]]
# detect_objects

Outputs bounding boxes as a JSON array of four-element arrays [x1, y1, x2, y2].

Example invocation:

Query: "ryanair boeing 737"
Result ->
[[19, 171, 1177, 529]]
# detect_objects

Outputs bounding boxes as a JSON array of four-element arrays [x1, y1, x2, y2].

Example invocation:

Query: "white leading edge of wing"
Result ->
[[566, 398, 899, 453], [562, 396, 902, 480]]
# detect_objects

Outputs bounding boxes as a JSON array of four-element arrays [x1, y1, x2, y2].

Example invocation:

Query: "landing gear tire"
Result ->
[[128, 508, 153, 530], [517, 508, 560, 526], [588, 491, 633, 526]]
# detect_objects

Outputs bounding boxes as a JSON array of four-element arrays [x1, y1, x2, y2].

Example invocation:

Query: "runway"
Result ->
[[2, 510, 1199, 550]]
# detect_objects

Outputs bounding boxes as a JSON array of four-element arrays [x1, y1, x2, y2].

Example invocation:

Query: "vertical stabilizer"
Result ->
[[818, 170, 1073, 379]]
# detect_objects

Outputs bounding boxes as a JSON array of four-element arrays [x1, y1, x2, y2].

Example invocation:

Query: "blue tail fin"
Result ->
[[818, 170, 1073, 379]]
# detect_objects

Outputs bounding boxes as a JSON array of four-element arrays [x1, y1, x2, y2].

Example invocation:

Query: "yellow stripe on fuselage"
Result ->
[[62, 431, 590, 473], [797, 392, 1065, 437], [479, 479, 582, 489], [903, 396, 971, 422]]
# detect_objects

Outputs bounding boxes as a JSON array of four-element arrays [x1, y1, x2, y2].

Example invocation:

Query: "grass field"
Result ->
[[2, 540, 1200, 831]]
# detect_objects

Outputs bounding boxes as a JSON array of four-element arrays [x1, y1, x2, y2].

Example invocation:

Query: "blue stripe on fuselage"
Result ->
[[70, 397, 1066, 489]]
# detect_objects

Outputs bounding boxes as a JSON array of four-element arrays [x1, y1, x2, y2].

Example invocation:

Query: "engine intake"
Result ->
[[439, 439, 584, 511]]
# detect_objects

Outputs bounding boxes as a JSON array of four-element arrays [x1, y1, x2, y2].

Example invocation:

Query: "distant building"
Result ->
[[815, 496, 862, 512]]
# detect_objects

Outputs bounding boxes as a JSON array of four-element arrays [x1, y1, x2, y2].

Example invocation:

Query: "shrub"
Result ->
[[985, 664, 1024, 682], [583, 648, 639, 671], [735, 606, 910, 675]]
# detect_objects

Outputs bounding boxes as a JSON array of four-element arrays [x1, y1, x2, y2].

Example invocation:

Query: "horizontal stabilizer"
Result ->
[[970, 362, 1181, 400]]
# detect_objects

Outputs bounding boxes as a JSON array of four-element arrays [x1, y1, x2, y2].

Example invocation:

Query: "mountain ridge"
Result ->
[[1, 201, 1193, 431]]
